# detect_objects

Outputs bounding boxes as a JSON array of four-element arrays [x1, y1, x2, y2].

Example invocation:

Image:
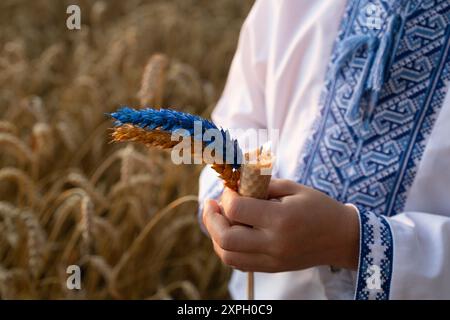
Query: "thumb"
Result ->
[[202, 198, 222, 230], [267, 179, 300, 199], [203, 198, 221, 214]]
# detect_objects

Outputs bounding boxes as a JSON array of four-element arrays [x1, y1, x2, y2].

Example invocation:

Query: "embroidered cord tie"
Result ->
[[331, 13, 403, 159]]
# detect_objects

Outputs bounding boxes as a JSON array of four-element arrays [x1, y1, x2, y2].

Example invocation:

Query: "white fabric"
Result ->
[[198, 0, 450, 299]]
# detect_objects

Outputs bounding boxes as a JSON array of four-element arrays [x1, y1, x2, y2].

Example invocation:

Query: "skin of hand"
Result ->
[[202, 179, 360, 273]]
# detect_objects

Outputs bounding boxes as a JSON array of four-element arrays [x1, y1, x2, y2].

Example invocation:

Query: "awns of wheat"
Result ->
[[109, 107, 241, 191]]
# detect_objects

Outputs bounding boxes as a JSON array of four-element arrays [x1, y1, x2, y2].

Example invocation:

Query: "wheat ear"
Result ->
[[138, 53, 170, 106]]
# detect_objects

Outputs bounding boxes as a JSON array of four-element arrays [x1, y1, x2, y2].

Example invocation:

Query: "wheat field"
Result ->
[[0, 0, 253, 299]]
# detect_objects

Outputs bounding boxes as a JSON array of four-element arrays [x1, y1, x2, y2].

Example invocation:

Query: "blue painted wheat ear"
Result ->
[[108, 107, 242, 190]]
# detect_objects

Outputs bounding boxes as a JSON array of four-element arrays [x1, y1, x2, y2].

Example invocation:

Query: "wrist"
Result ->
[[329, 203, 360, 270]]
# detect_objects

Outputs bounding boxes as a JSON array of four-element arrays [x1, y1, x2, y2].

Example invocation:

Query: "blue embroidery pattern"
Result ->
[[295, 0, 450, 299], [355, 209, 394, 300]]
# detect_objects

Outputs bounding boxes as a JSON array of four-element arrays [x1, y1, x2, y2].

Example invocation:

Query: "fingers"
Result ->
[[221, 188, 279, 228], [203, 199, 271, 253], [202, 198, 226, 230], [212, 241, 276, 272], [267, 179, 300, 198]]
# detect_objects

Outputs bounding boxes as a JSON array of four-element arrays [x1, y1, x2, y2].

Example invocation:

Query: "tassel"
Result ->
[[364, 14, 403, 130], [347, 37, 379, 122], [331, 12, 403, 130], [331, 35, 373, 78], [367, 15, 402, 93]]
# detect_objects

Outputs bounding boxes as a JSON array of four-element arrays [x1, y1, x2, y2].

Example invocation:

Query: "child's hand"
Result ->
[[202, 179, 359, 273]]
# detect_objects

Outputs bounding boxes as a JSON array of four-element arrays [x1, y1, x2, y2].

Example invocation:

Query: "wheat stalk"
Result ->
[[80, 195, 94, 256], [0, 167, 40, 208], [30, 122, 53, 158], [0, 133, 35, 165], [20, 209, 46, 279], [66, 172, 109, 210], [0, 0, 250, 299], [119, 145, 134, 183], [109, 195, 198, 298], [138, 53, 170, 106]]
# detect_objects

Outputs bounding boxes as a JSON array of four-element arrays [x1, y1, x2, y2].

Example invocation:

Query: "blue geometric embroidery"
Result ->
[[355, 209, 394, 300], [297, 0, 450, 216], [295, 0, 450, 300]]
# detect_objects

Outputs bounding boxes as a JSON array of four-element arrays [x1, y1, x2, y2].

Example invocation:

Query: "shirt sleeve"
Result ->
[[197, 0, 271, 230], [354, 208, 450, 299]]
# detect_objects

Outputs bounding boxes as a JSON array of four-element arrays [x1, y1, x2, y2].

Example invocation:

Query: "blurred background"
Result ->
[[0, 0, 253, 299]]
